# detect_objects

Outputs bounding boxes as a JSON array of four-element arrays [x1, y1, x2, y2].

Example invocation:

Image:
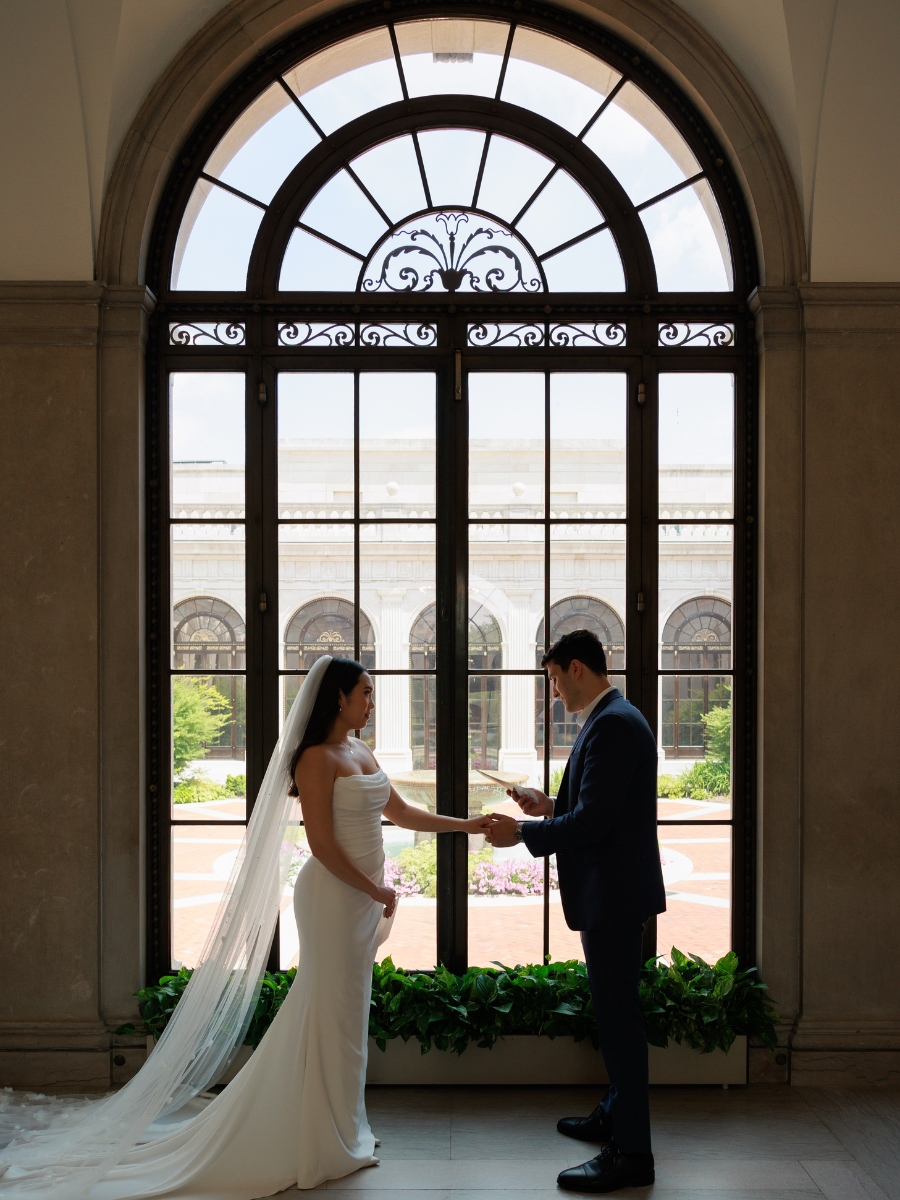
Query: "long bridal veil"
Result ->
[[0, 655, 333, 1197]]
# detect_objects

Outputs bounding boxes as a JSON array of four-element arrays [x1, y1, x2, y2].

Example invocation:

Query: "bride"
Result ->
[[0, 656, 491, 1198]]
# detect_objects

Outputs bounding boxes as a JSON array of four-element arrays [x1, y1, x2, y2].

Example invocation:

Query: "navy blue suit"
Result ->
[[521, 688, 665, 1153]]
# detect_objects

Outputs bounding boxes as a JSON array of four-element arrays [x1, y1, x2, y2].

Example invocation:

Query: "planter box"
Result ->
[[365, 1035, 746, 1086], [182, 1034, 746, 1089]]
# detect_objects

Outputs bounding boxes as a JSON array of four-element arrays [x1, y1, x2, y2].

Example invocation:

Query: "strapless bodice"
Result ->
[[331, 769, 390, 860]]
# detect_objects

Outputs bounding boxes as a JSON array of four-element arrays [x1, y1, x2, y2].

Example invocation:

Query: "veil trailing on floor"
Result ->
[[0, 655, 333, 1198]]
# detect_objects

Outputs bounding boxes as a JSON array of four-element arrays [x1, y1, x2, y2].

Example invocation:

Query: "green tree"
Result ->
[[172, 676, 231, 774], [701, 703, 731, 763]]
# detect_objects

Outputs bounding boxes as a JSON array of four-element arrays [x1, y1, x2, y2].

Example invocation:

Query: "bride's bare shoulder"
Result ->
[[294, 743, 339, 786]]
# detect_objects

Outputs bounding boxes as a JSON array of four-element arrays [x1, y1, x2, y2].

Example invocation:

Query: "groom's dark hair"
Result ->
[[541, 628, 607, 676]]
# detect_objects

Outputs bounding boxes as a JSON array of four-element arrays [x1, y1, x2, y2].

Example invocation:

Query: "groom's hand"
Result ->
[[507, 787, 554, 818], [483, 812, 519, 847]]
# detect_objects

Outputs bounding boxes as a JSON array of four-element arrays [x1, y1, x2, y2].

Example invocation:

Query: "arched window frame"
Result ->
[[148, 0, 756, 978]]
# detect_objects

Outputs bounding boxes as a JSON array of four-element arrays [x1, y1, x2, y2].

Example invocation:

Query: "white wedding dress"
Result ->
[[87, 768, 394, 1199]]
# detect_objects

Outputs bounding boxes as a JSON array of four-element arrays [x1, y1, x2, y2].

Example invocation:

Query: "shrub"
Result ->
[[469, 858, 558, 895], [173, 775, 227, 805], [657, 760, 730, 800], [223, 774, 246, 797]]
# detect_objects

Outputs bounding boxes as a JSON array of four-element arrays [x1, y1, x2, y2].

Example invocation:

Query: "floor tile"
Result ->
[[801, 1159, 891, 1200]]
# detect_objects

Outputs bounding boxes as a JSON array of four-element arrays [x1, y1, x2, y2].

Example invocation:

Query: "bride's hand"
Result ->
[[461, 814, 495, 835], [372, 885, 397, 918]]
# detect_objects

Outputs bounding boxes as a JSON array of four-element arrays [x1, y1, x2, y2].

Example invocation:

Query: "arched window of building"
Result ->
[[283, 597, 375, 669], [174, 596, 246, 670], [409, 601, 502, 770], [173, 597, 246, 758], [535, 596, 624, 756], [660, 596, 731, 757]]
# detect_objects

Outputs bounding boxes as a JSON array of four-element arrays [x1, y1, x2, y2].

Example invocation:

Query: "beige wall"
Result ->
[[0, 0, 899, 1088]]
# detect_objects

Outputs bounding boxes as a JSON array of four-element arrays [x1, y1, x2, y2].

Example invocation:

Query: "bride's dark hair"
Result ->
[[288, 657, 366, 795]]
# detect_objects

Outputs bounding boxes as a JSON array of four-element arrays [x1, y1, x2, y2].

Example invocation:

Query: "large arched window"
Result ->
[[151, 3, 753, 976], [661, 596, 731, 757], [283, 596, 375, 669], [174, 596, 245, 670]]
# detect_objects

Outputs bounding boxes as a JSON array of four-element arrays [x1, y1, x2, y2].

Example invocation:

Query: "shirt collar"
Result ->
[[575, 684, 616, 727]]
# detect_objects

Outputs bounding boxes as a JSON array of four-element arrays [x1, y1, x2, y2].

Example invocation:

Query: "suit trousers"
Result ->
[[580, 922, 651, 1154]]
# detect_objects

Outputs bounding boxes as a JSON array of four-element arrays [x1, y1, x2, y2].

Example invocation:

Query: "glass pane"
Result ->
[[379, 823, 437, 970], [395, 19, 508, 98], [171, 674, 246, 822], [300, 170, 388, 256], [283, 28, 402, 135], [550, 523, 626, 664], [205, 82, 319, 205], [583, 81, 700, 207], [170, 672, 243, 782], [517, 170, 603, 257], [359, 531, 437, 759], [501, 27, 619, 135], [550, 373, 626, 511], [659, 373, 734, 514], [279, 525, 357, 668], [170, 373, 245, 513], [468, 523, 543, 775], [279, 822, 310, 969], [172, 587, 246, 671], [657, 824, 731, 965], [171, 180, 264, 291], [279, 227, 361, 291], [417, 128, 486, 207], [172, 824, 246, 968], [350, 135, 427, 223], [278, 372, 354, 510], [641, 178, 733, 291], [658, 676, 732, 820], [543, 227, 625, 292], [360, 373, 436, 512], [468, 671, 547, 969], [469, 373, 545, 510], [476, 136, 553, 222]]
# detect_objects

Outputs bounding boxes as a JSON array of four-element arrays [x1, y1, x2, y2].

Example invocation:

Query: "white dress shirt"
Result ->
[[575, 683, 617, 727], [539, 683, 617, 818]]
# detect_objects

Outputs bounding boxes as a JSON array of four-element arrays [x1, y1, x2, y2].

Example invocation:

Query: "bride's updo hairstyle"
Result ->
[[288, 656, 366, 794]]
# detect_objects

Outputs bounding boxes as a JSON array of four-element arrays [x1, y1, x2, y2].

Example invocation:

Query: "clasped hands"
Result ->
[[479, 786, 554, 847]]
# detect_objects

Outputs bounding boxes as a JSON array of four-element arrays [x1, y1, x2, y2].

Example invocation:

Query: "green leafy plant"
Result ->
[[657, 759, 730, 800], [173, 772, 248, 805], [172, 676, 231, 774], [115, 967, 297, 1048], [701, 703, 731, 763], [118, 952, 776, 1058]]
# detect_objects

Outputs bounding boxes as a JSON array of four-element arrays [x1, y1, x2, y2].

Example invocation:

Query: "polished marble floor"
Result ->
[[290, 1084, 900, 1199]]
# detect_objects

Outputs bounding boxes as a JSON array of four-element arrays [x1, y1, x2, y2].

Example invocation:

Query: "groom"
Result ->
[[485, 629, 665, 1193]]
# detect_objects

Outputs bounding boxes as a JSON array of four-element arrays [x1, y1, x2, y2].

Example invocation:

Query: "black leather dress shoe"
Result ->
[[557, 1103, 614, 1143], [557, 1145, 655, 1193]]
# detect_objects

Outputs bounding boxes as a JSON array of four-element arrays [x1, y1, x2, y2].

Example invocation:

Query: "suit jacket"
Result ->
[[521, 689, 666, 931]]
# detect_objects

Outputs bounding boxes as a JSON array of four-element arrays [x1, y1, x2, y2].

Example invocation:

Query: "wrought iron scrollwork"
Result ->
[[169, 322, 245, 346], [278, 322, 355, 347], [549, 323, 626, 347], [468, 323, 546, 347], [362, 211, 543, 294], [658, 322, 734, 347], [359, 323, 437, 347]]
